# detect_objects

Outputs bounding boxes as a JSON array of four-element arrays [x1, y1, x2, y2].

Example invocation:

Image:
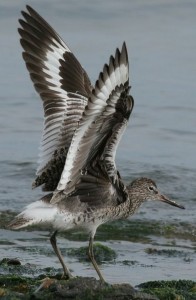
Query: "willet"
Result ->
[[9, 6, 185, 283]]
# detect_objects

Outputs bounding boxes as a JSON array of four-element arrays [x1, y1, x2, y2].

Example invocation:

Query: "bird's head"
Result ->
[[128, 177, 185, 209]]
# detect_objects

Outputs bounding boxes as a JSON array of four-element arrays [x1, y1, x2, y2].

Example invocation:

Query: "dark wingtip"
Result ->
[[21, 5, 31, 16], [122, 41, 128, 57], [26, 5, 34, 13], [22, 5, 39, 19], [122, 41, 127, 52], [180, 204, 185, 209], [120, 41, 129, 72], [26, 4, 31, 10]]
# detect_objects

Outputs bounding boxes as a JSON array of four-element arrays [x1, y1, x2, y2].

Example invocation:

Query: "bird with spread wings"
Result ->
[[9, 6, 184, 283]]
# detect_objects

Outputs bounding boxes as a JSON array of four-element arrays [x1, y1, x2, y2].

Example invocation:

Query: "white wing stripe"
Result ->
[[54, 43, 129, 195], [20, 6, 92, 191]]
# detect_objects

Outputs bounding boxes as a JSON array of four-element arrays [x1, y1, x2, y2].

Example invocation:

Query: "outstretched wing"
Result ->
[[51, 42, 134, 204], [19, 6, 92, 191], [66, 86, 134, 208]]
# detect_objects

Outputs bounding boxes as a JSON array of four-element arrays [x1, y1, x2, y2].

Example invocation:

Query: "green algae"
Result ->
[[67, 243, 117, 264], [99, 220, 196, 243], [0, 259, 195, 300], [138, 280, 196, 300], [1, 275, 195, 300], [16, 242, 117, 264], [145, 248, 193, 259], [121, 260, 138, 266], [58, 219, 193, 244], [0, 258, 21, 266], [0, 274, 36, 299], [0, 275, 159, 300], [0, 258, 60, 278]]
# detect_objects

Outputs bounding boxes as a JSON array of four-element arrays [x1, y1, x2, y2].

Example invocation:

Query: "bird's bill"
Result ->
[[160, 194, 185, 209]]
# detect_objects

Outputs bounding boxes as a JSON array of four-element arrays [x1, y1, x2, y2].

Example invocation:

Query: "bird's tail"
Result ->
[[8, 194, 57, 230]]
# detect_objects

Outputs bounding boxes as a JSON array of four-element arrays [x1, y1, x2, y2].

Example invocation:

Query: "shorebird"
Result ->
[[9, 6, 184, 283]]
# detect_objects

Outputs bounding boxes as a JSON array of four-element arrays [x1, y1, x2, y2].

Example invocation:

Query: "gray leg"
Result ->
[[88, 235, 105, 283], [50, 230, 73, 279]]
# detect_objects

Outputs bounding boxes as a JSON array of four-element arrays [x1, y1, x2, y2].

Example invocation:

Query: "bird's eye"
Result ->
[[148, 186, 154, 191]]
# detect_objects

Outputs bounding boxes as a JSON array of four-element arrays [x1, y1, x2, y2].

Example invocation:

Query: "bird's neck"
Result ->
[[101, 195, 141, 223], [94, 188, 144, 222], [117, 189, 144, 219]]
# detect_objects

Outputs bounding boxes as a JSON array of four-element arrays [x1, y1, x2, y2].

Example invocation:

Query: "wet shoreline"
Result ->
[[0, 269, 195, 299], [0, 211, 195, 288]]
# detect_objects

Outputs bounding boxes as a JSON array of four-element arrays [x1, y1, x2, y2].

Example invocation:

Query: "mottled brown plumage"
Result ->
[[8, 6, 185, 283]]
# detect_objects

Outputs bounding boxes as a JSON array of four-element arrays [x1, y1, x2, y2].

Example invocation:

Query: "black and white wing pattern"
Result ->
[[51, 42, 134, 204], [19, 6, 92, 191]]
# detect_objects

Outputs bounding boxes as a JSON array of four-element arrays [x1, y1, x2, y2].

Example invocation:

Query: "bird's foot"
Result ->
[[99, 277, 109, 286], [61, 271, 74, 280]]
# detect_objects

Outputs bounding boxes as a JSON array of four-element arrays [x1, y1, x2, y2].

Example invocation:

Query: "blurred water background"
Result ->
[[0, 0, 195, 285]]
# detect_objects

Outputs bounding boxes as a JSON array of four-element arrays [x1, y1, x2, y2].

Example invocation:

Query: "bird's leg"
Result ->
[[50, 230, 73, 279], [88, 235, 106, 283]]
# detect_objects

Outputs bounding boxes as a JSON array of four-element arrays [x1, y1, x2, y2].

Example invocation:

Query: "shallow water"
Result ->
[[0, 0, 195, 285]]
